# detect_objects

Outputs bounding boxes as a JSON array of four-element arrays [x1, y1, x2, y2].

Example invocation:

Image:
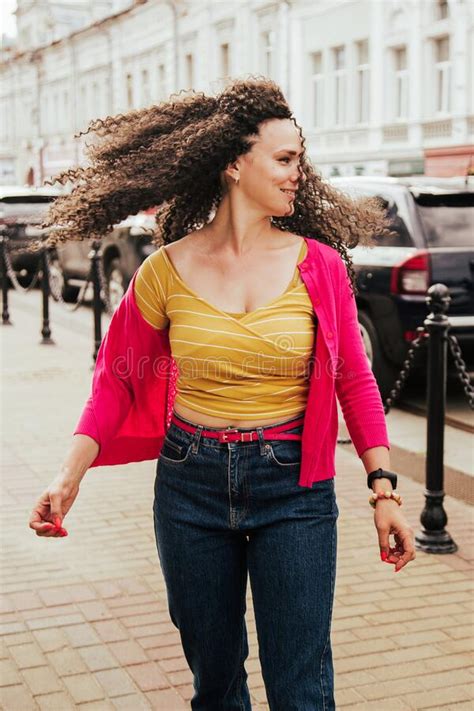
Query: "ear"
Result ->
[[223, 160, 240, 185]]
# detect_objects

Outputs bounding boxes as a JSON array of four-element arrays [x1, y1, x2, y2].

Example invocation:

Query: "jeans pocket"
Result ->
[[267, 440, 302, 467], [159, 433, 193, 464]]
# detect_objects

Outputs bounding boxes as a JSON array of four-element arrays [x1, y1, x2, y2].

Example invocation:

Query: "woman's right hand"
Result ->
[[29, 473, 81, 538]]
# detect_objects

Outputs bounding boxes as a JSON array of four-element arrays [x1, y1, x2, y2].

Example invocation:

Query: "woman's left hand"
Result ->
[[374, 500, 416, 572]]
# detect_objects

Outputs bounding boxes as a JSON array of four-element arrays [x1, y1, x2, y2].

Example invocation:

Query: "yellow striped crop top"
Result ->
[[134, 239, 316, 420]]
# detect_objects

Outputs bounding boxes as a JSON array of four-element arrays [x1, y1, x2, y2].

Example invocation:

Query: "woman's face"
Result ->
[[229, 118, 304, 217]]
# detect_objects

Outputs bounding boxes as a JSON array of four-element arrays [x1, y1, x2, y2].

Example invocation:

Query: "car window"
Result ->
[[414, 193, 474, 248], [328, 182, 414, 247]]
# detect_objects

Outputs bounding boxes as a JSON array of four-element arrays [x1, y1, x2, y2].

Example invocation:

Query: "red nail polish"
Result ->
[[381, 551, 388, 561], [54, 517, 61, 528]]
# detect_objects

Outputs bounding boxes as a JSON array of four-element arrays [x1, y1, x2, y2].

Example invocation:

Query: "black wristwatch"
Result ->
[[367, 468, 397, 490]]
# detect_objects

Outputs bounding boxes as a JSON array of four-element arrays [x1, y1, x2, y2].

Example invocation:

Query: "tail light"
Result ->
[[390, 250, 430, 295]]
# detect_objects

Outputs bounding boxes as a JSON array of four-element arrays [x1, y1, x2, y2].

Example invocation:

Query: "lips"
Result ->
[[280, 189, 296, 197]]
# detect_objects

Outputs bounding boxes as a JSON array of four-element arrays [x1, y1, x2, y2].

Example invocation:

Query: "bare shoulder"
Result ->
[[161, 230, 204, 268]]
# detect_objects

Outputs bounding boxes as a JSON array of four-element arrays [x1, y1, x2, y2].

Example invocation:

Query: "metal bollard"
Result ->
[[40, 246, 55, 345], [415, 284, 457, 554], [0, 235, 12, 325], [89, 240, 103, 364]]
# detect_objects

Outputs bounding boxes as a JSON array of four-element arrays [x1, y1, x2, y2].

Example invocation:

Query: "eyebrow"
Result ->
[[275, 149, 304, 156]]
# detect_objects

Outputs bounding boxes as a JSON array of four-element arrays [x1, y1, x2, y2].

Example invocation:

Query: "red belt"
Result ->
[[170, 414, 304, 443]]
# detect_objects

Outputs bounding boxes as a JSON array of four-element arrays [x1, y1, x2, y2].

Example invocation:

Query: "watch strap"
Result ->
[[367, 468, 398, 490]]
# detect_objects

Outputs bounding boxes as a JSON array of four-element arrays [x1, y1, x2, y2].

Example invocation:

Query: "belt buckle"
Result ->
[[219, 428, 239, 443], [240, 431, 255, 442]]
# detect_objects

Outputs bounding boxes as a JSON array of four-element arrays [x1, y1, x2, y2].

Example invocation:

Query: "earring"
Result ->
[[233, 176, 239, 185]]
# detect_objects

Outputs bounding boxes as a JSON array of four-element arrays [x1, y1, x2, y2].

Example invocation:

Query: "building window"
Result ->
[[437, 0, 449, 20], [126, 73, 133, 109], [185, 53, 194, 88], [356, 39, 370, 124], [158, 63, 166, 100], [393, 46, 408, 120], [219, 42, 231, 80], [141, 68, 150, 106], [261, 30, 275, 77], [332, 45, 346, 126], [310, 51, 324, 128], [434, 35, 451, 113]]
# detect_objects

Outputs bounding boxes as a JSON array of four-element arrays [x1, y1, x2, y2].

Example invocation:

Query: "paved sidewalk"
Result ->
[[1, 289, 473, 711]]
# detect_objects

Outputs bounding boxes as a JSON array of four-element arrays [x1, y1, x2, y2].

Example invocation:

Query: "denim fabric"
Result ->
[[152, 411, 339, 711]]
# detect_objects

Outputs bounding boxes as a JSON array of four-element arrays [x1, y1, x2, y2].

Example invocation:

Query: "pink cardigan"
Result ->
[[74, 237, 390, 487]]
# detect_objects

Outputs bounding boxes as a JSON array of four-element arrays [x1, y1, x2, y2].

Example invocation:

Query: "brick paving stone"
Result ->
[[77, 701, 116, 711], [20, 666, 63, 695], [124, 661, 169, 692], [61, 673, 106, 704], [35, 691, 76, 710], [46, 647, 89, 676], [144, 688, 190, 710], [9, 642, 46, 669], [93, 668, 138, 697], [0, 658, 23, 686], [37, 587, 73, 607], [108, 640, 149, 665], [63, 623, 102, 648], [112, 693, 153, 709], [77, 600, 114, 622], [32, 628, 69, 652], [0, 684, 38, 710], [77, 644, 120, 673]]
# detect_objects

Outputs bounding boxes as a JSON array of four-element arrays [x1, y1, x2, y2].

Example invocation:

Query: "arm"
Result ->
[[335, 261, 391, 470], [60, 434, 100, 486]]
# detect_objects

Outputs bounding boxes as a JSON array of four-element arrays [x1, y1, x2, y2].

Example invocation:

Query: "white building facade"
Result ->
[[1, 0, 473, 185]]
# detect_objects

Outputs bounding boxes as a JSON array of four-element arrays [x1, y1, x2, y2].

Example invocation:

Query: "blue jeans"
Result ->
[[153, 411, 339, 711]]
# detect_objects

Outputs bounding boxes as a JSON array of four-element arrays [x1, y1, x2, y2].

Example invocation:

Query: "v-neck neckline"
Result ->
[[161, 237, 309, 321]]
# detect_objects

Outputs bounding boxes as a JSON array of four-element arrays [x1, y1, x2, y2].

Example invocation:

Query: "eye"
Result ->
[[279, 157, 291, 163]]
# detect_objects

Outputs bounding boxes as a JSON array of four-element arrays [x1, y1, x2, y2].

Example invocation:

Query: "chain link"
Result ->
[[3, 244, 42, 292], [383, 326, 428, 414], [44, 249, 94, 313], [447, 333, 474, 409]]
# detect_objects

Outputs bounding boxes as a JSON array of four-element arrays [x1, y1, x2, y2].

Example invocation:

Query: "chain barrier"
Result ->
[[44, 250, 94, 313], [383, 326, 429, 415], [3, 244, 43, 293], [447, 333, 474, 410]]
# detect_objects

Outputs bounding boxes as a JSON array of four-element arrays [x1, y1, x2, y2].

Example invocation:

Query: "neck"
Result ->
[[206, 193, 274, 257]]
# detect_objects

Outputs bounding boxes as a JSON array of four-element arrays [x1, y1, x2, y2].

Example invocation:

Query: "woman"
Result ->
[[29, 78, 415, 710]]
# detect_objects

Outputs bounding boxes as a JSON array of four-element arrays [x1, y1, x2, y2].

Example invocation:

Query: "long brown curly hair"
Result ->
[[37, 76, 391, 293]]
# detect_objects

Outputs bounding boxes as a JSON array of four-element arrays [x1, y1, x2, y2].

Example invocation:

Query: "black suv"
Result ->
[[328, 176, 474, 399], [0, 185, 63, 284], [54, 212, 158, 310]]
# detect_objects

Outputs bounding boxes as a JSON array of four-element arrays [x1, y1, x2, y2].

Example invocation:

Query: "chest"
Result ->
[[166, 238, 305, 315]]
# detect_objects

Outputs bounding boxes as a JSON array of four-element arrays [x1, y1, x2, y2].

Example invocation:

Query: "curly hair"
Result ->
[[36, 76, 392, 293]]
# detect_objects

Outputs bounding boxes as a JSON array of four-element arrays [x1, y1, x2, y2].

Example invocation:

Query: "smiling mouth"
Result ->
[[280, 189, 296, 198]]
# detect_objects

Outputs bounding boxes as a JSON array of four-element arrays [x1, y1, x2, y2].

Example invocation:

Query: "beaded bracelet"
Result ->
[[369, 490, 403, 509]]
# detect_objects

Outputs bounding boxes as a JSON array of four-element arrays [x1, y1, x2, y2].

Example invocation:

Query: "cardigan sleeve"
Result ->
[[334, 259, 390, 457]]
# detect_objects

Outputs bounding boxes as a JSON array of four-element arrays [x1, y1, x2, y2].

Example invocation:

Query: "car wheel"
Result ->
[[105, 258, 126, 312], [358, 310, 399, 402]]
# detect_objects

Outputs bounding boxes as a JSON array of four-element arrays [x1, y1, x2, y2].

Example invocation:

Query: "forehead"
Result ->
[[254, 119, 302, 153]]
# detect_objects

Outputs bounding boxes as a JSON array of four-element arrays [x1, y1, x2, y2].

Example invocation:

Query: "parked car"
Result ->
[[53, 211, 158, 310], [328, 176, 474, 399], [0, 185, 64, 284]]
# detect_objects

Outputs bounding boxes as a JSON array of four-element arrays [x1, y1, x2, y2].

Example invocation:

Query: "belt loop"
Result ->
[[256, 426, 266, 455], [191, 425, 203, 454]]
